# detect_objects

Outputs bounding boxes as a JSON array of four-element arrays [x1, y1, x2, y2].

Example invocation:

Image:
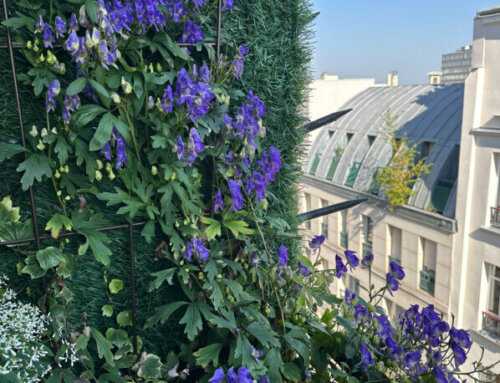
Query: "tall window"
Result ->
[[348, 276, 360, 295], [419, 238, 437, 295], [320, 199, 329, 239], [304, 193, 311, 230], [339, 209, 348, 248], [388, 225, 402, 265], [362, 215, 373, 257], [484, 265, 500, 337], [385, 299, 404, 325], [491, 154, 500, 228]]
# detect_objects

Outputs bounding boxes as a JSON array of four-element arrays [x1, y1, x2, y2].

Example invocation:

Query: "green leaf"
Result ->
[[16, 154, 52, 191], [265, 349, 283, 383], [72, 104, 107, 128], [171, 181, 200, 214], [138, 354, 162, 379], [223, 220, 256, 236], [141, 220, 155, 243], [105, 328, 128, 348], [54, 136, 72, 164], [102, 305, 113, 317], [77, 228, 112, 266], [0, 142, 26, 163], [89, 79, 110, 106], [117, 310, 133, 327], [36, 246, 63, 270], [2, 15, 35, 29], [164, 34, 191, 60], [75, 138, 97, 181], [66, 77, 87, 96], [91, 327, 114, 365], [85, 0, 99, 24], [234, 334, 254, 368], [282, 363, 302, 382], [145, 301, 188, 328], [149, 268, 176, 290], [246, 322, 280, 348], [284, 328, 310, 362], [22, 264, 46, 279], [335, 315, 355, 331], [193, 343, 223, 367], [109, 279, 124, 294], [202, 217, 221, 239], [89, 112, 114, 151], [45, 214, 72, 239], [179, 302, 203, 341]]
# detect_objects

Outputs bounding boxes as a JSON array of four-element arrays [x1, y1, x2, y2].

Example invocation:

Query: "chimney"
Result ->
[[427, 71, 442, 85], [387, 71, 398, 86]]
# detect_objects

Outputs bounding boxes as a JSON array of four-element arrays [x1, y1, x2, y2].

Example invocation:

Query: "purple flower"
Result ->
[[298, 261, 309, 276], [114, 128, 129, 168], [389, 260, 405, 280], [361, 252, 374, 267], [403, 350, 421, 369], [98, 39, 118, 69], [433, 366, 448, 383], [55, 16, 67, 38], [214, 189, 224, 212], [360, 342, 374, 365], [227, 367, 237, 383], [450, 328, 471, 349], [249, 252, 259, 267], [168, 0, 186, 23], [257, 377, 270, 383], [228, 179, 244, 212], [209, 368, 224, 383], [237, 367, 252, 383], [100, 142, 112, 161], [385, 336, 404, 360], [251, 347, 263, 363], [43, 23, 54, 48], [177, 136, 185, 160], [182, 19, 204, 44], [35, 15, 44, 33], [68, 13, 79, 32], [386, 273, 399, 294], [344, 250, 359, 270], [278, 245, 288, 267], [232, 45, 248, 79], [199, 63, 210, 83], [183, 237, 209, 262], [46, 79, 60, 112], [335, 254, 348, 278], [222, 0, 234, 10], [344, 288, 356, 306], [65, 30, 80, 56], [450, 341, 466, 367], [161, 85, 174, 113], [430, 350, 442, 365], [309, 234, 325, 251], [62, 94, 81, 125], [177, 128, 205, 166]]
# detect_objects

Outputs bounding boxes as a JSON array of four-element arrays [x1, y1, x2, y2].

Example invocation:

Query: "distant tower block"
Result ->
[[428, 71, 442, 85], [387, 71, 399, 86]]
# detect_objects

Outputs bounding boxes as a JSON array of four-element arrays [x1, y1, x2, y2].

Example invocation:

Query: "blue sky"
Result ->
[[311, 1, 500, 85]]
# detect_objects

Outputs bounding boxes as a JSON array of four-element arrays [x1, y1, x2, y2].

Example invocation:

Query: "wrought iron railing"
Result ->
[[491, 207, 500, 228], [483, 311, 500, 338], [340, 231, 348, 248], [419, 268, 435, 295]]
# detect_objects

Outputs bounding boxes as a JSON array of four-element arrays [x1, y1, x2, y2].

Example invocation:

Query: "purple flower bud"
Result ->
[[278, 245, 288, 267], [335, 254, 348, 278], [257, 377, 270, 383], [222, 0, 234, 10], [55, 16, 67, 38], [183, 237, 209, 262], [228, 179, 244, 211], [227, 367, 237, 383], [298, 261, 309, 277], [237, 367, 252, 383], [360, 342, 374, 366], [43, 23, 55, 48], [251, 347, 263, 363], [181, 19, 204, 44], [35, 15, 44, 33], [389, 260, 405, 280], [433, 366, 447, 383], [46, 79, 60, 112], [403, 350, 421, 369], [65, 30, 80, 56], [209, 368, 224, 383], [344, 249, 359, 270], [214, 189, 224, 212], [386, 273, 399, 294], [361, 252, 374, 267], [309, 234, 325, 251], [450, 328, 471, 349]]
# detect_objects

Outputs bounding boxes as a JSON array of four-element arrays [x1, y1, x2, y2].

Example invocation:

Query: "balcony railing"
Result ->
[[491, 207, 500, 229], [321, 222, 328, 239], [419, 268, 435, 295], [362, 242, 372, 258], [483, 311, 500, 339], [340, 231, 348, 248]]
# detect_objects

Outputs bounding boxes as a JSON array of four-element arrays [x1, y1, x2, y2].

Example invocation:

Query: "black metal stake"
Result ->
[[128, 223, 138, 355]]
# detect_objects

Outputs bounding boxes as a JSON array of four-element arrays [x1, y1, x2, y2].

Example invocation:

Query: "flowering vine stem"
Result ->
[[121, 105, 142, 165]]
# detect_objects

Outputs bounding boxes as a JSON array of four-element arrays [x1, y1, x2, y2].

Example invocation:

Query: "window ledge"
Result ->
[[479, 225, 500, 236], [468, 328, 500, 349]]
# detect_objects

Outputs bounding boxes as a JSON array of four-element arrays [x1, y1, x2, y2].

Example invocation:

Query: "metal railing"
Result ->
[[483, 311, 500, 338], [491, 207, 500, 228], [419, 268, 435, 295]]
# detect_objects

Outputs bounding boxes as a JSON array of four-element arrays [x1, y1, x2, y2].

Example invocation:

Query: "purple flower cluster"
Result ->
[[386, 260, 405, 295], [214, 189, 224, 212], [209, 367, 254, 383], [309, 234, 325, 252], [182, 19, 204, 44], [46, 79, 60, 113], [62, 95, 81, 125], [100, 126, 129, 168], [173, 68, 215, 122], [228, 179, 244, 212], [182, 237, 209, 262], [334, 250, 359, 278], [177, 127, 205, 166], [222, 0, 235, 11], [232, 45, 249, 79], [244, 146, 282, 203]]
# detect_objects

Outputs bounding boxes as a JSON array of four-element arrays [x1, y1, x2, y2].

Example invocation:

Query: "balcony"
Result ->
[[491, 207, 500, 229], [362, 242, 372, 258], [321, 222, 328, 239], [483, 311, 500, 339], [419, 267, 435, 296], [340, 231, 348, 248]]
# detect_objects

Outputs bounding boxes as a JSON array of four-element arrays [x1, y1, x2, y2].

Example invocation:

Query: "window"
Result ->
[[348, 275, 360, 295], [309, 131, 333, 175], [483, 265, 500, 338], [419, 238, 437, 295], [320, 199, 329, 239], [339, 209, 348, 248], [490, 154, 500, 228], [362, 215, 373, 257], [388, 225, 402, 265], [385, 299, 404, 325], [304, 193, 311, 230]]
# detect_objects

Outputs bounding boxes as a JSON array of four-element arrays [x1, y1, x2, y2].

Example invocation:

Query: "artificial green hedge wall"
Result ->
[[0, 0, 314, 359]]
